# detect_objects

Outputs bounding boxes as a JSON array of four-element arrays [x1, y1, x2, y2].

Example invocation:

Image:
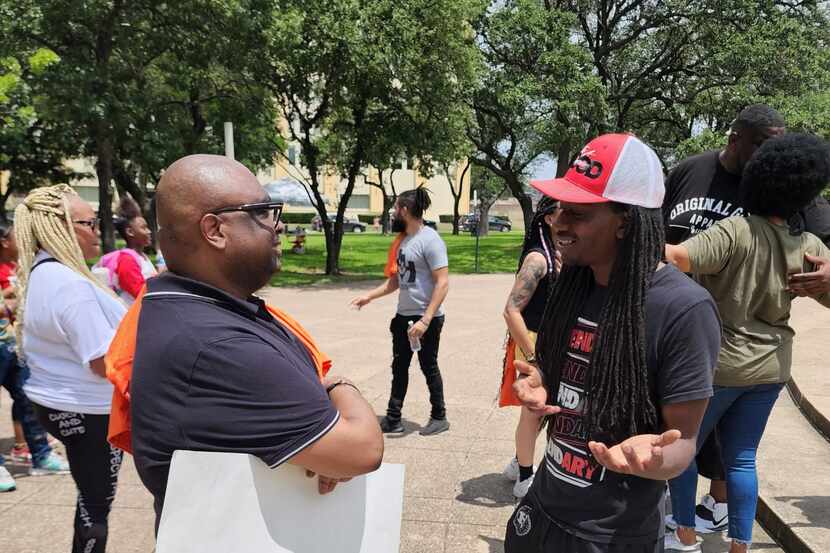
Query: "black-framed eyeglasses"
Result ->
[[73, 219, 100, 231], [209, 201, 284, 230]]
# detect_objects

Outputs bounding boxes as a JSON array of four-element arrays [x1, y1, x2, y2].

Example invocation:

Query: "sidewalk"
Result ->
[[0, 273, 789, 552]]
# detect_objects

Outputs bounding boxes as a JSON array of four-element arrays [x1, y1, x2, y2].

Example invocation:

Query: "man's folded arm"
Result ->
[[290, 380, 384, 478]]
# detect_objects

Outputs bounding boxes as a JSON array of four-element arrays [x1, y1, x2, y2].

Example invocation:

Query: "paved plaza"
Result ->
[[2, 272, 827, 552]]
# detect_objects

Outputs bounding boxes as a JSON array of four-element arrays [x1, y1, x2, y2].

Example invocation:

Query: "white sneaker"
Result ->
[[502, 457, 519, 481], [695, 494, 728, 533], [666, 495, 729, 534], [513, 474, 534, 498], [0, 466, 16, 492], [664, 529, 701, 551]]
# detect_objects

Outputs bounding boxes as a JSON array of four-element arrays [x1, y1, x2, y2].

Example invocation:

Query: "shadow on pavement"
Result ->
[[479, 534, 505, 553], [774, 495, 830, 529], [456, 473, 515, 508]]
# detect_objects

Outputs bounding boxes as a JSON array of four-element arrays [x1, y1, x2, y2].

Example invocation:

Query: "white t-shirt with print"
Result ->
[[22, 250, 127, 414]]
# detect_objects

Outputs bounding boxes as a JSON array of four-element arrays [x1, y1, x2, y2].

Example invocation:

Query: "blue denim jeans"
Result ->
[[669, 382, 785, 543], [0, 342, 52, 466]]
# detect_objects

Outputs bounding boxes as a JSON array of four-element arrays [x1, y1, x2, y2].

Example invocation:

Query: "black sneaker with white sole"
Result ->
[[694, 494, 728, 533]]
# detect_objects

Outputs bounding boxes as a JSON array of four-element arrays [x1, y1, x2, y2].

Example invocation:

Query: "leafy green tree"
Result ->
[[4, 0, 281, 249], [252, 0, 482, 274], [545, 0, 830, 161], [467, 0, 605, 229], [0, 49, 84, 217]]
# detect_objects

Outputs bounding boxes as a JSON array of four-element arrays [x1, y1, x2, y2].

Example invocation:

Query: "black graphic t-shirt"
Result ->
[[663, 150, 830, 246], [663, 150, 745, 245], [535, 265, 721, 544]]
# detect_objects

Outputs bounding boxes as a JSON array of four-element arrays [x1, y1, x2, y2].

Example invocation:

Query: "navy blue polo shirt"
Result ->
[[130, 272, 339, 525]]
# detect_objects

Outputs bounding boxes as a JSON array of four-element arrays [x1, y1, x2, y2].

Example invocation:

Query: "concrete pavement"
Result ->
[[0, 273, 805, 552]]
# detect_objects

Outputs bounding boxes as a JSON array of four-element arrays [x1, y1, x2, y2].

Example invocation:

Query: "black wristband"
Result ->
[[326, 380, 360, 395]]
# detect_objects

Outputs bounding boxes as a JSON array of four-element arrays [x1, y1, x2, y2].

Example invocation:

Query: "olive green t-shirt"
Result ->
[[685, 215, 830, 386]]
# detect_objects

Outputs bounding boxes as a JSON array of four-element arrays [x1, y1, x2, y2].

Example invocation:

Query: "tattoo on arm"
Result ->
[[508, 255, 547, 312]]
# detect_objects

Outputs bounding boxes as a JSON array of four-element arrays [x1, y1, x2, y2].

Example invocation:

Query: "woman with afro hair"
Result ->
[[665, 133, 830, 552]]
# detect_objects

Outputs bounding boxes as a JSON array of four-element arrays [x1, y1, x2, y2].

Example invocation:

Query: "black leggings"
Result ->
[[387, 314, 446, 421], [34, 404, 123, 553]]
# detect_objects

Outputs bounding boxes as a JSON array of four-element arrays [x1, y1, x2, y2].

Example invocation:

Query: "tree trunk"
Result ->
[[452, 193, 462, 235], [381, 193, 395, 235], [384, 168, 399, 234], [0, 183, 15, 223], [451, 161, 470, 235], [96, 132, 116, 253], [504, 173, 533, 232], [325, 103, 368, 275], [478, 203, 490, 237], [556, 142, 571, 177], [323, 222, 340, 275]]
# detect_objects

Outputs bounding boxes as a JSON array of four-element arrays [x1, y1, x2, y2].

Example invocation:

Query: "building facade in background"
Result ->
[[3, 152, 471, 225]]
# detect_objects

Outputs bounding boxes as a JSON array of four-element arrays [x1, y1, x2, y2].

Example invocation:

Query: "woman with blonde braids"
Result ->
[[15, 184, 126, 553]]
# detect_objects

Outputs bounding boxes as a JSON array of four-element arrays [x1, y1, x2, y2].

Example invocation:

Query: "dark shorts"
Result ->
[[505, 493, 662, 553], [696, 427, 725, 481]]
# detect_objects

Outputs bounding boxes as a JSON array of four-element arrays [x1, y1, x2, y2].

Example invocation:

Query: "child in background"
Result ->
[[94, 197, 156, 304]]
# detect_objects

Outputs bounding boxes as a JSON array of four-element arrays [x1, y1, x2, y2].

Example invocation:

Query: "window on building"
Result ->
[[345, 194, 370, 210], [287, 145, 298, 166]]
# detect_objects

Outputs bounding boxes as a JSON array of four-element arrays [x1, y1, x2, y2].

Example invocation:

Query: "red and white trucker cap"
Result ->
[[531, 133, 664, 208]]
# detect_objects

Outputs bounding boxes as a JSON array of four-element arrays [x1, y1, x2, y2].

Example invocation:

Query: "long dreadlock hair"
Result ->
[[535, 203, 665, 444], [14, 185, 117, 356], [517, 196, 558, 281], [397, 186, 431, 219]]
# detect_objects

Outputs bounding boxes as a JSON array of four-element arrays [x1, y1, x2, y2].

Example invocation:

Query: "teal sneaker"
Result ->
[[0, 466, 16, 492], [29, 452, 70, 476]]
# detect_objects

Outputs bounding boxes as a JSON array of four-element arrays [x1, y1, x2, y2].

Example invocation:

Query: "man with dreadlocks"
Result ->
[[14, 185, 126, 553], [499, 196, 559, 499], [508, 134, 721, 553], [351, 187, 450, 436]]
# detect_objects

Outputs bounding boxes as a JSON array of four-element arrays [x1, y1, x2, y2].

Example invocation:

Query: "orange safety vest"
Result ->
[[105, 286, 332, 454]]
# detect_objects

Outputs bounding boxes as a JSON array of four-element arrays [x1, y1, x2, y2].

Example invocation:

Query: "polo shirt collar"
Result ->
[[146, 272, 272, 322]]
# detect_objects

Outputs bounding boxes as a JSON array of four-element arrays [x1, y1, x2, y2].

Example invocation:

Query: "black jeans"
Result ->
[[387, 314, 446, 421], [34, 404, 123, 553]]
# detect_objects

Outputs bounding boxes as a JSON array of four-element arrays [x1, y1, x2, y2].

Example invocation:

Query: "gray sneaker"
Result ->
[[379, 417, 405, 434], [419, 418, 450, 436]]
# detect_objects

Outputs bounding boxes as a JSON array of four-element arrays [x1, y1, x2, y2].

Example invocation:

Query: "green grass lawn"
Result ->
[[273, 231, 523, 287]]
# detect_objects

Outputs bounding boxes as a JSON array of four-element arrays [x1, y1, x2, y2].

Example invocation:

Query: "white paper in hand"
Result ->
[[156, 451, 405, 553]]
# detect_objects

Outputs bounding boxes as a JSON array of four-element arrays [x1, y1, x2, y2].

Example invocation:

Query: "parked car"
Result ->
[[311, 214, 367, 233], [462, 214, 512, 233], [424, 219, 438, 230]]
